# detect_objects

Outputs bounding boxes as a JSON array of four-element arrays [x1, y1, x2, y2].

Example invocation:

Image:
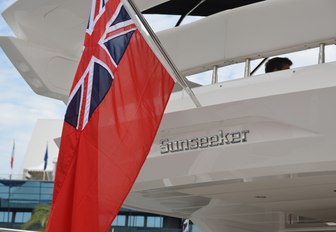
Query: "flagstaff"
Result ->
[[9, 139, 15, 180]]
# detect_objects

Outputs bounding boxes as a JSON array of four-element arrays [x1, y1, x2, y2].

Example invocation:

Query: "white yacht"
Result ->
[[1, 0, 336, 231]]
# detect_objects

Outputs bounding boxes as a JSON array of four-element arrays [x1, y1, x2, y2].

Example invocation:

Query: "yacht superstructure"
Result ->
[[1, 0, 336, 231]]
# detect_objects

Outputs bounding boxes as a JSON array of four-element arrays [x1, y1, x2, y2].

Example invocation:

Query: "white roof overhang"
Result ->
[[0, 0, 335, 101]]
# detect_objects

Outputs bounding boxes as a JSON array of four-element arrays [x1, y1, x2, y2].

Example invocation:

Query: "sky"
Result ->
[[0, 0, 335, 178], [0, 0, 66, 178]]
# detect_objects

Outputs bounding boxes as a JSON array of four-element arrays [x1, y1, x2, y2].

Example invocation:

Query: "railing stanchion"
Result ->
[[318, 43, 325, 64], [211, 65, 218, 84], [244, 58, 251, 77]]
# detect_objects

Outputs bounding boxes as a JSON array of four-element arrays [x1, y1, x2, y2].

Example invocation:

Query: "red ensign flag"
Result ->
[[46, 0, 174, 231]]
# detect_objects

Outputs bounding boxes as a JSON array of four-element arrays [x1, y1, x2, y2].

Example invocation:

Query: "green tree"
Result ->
[[21, 204, 51, 231]]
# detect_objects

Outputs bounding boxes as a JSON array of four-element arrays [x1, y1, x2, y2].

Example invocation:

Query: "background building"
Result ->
[[0, 179, 191, 232]]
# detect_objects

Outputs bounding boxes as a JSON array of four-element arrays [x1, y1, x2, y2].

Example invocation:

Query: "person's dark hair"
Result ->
[[265, 57, 293, 73]]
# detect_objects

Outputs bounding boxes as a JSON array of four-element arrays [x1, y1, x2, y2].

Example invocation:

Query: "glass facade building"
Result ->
[[0, 180, 185, 231]]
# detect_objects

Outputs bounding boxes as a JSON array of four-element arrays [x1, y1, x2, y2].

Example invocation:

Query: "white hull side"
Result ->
[[125, 62, 336, 231]]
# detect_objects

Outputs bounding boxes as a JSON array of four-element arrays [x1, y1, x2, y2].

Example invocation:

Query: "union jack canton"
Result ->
[[65, 1, 137, 130]]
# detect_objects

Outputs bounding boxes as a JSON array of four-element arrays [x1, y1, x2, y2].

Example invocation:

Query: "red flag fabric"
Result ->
[[46, 0, 174, 231]]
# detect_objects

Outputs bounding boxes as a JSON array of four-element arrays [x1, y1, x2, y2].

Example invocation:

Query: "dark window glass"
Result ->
[[112, 215, 126, 226], [146, 216, 163, 228], [15, 212, 32, 223], [128, 215, 144, 227], [0, 211, 13, 222]]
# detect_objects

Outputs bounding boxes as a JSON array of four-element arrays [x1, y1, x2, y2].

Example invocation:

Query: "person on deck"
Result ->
[[265, 57, 293, 73]]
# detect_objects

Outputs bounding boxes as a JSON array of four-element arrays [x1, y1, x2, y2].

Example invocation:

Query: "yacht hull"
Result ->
[[125, 62, 336, 231]]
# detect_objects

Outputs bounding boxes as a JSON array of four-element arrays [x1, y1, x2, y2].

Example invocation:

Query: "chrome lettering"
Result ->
[[160, 130, 250, 154], [199, 137, 209, 148], [189, 138, 199, 149], [208, 135, 219, 147]]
